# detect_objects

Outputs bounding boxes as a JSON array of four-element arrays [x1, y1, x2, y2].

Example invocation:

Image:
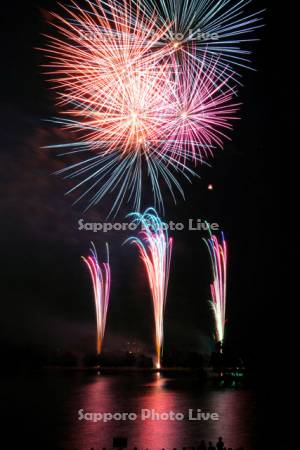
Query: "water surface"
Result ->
[[2, 373, 256, 449]]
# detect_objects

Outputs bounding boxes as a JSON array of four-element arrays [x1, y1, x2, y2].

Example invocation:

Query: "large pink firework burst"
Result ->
[[161, 52, 240, 165], [42, 0, 240, 215], [43, 0, 172, 110]]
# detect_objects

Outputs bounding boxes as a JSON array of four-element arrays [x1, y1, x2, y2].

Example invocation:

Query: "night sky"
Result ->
[[0, 0, 278, 364]]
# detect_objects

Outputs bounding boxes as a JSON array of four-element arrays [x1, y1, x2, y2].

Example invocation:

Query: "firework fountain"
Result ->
[[203, 230, 227, 349], [126, 208, 173, 369], [82, 243, 111, 355]]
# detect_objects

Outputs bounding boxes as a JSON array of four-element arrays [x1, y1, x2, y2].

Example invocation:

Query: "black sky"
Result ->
[[0, 0, 278, 363]]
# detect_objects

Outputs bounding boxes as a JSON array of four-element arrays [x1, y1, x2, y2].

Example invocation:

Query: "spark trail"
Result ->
[[126, 208, 173, 368], [203, 229, 227, 345], [82, 242, 111, 354]]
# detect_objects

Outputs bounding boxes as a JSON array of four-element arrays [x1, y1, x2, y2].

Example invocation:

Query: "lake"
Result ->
[[1, 372, 256, 449]]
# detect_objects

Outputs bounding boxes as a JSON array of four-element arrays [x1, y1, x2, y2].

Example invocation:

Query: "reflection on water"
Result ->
[[1, 373, 256, 449], [64, 374, 255, 449]]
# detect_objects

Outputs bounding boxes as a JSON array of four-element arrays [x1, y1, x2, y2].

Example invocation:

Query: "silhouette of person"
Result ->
[[216, 437, 225, 449], [208, 442, 215, 450], [198, 440, 206, 450]]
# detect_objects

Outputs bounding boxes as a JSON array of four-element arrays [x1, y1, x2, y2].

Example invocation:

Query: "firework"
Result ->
[[121, 0, 264, 83], [42, 0, 196, 215], [82, 242, 111, 354], [203, 229, 227, 345], [42, 0, 242, 215], [126, 208, 173, 368], [42, 0, 172, 120], [161, 51, 240, 165]]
